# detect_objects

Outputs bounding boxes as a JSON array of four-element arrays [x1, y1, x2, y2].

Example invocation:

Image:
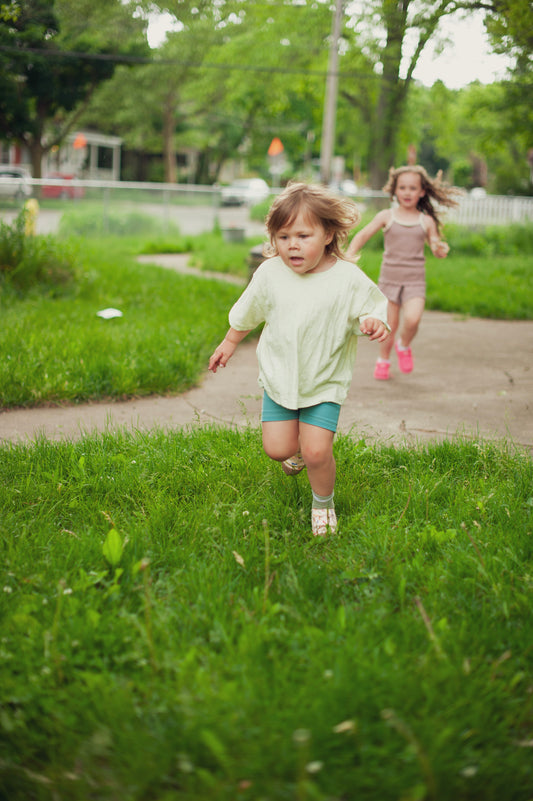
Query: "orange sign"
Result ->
[[268, 137, 284, 157], [73, 133, 87, 149]]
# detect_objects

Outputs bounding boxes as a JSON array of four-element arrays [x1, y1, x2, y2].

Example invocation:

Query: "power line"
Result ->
[[0, 44, 375, 80]]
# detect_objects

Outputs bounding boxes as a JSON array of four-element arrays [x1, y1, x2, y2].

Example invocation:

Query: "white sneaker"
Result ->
[[311, 508, 337, 536]]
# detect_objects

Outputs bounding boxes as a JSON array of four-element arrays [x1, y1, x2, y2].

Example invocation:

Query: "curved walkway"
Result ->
[[1, 255, 532, 451]]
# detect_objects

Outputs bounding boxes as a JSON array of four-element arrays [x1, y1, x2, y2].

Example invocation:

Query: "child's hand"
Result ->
[[360, 318, 389, 342], [430, 238, 449, 258], [209, 340, 236, 373]]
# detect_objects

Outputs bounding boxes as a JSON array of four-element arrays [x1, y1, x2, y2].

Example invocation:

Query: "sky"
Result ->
[[408, 13, 512, 88], [146, 10, 513, 90]]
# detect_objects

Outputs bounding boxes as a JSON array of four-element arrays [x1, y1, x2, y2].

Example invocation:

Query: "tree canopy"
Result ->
[[0, 0, 148, 176], [2, 0, 530, 192]]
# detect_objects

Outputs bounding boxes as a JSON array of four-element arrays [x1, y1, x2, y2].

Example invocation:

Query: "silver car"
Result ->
[[221, 178, 270, 207], [0, 165, 32, 200]]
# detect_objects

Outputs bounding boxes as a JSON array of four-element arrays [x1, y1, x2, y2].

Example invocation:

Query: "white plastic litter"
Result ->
[[96, 308, 123, 319]]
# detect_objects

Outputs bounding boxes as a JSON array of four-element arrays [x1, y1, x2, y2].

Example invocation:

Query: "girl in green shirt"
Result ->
[[209, 182, 389, 537]]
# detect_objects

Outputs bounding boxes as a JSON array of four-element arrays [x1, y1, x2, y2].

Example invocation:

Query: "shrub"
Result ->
[[349, 219, 533, 257], [59, 208, 181, 238], [0, 208, 79, 293], [445, 223, 533, 256]]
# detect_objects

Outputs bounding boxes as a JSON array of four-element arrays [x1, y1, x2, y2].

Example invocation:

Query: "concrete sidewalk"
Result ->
[[1, 310, 532, 451]]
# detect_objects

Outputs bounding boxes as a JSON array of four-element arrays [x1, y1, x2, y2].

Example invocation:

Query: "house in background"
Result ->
[[0, 131, 122, 181], [47, 131, 122, 180]]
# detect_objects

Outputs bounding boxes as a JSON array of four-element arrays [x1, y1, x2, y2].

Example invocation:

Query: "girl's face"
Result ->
[[274, 209, 333, 275], [394, 171, 425, 210]]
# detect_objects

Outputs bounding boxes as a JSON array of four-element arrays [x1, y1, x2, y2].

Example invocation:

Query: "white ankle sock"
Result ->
[[312, 490, 334, 510], [396, 340, 408, 351]]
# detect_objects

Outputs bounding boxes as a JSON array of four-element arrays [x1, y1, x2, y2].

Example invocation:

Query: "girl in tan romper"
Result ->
[[346, 165, 459, 380]]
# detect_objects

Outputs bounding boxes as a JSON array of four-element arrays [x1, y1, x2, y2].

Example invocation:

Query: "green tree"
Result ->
[[484, 0, 533, 192], [81, 0, 336, 184], [80, 0, 245, 183], [73, 0, 531, 192], [0, 0, 148, 177], [341, 1, 518, 187], [485, 0, 532, 70]]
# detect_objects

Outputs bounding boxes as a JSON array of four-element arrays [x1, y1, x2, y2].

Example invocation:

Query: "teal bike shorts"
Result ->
[[261, 391, 341, 433]]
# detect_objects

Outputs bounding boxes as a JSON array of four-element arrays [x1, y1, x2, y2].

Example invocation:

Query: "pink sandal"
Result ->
[[395, 342, 413, 373], [374, 360, 390, 380]]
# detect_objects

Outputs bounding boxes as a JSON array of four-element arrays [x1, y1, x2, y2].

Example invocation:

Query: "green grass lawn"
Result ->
[[0, 237, 242, 408], [356, 250, 532, 321], [1, 429, 532, 800]]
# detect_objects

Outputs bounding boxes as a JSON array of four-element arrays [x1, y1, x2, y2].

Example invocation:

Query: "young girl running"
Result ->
[[209, 182, 389, 537], [346, 165, 459, 380]]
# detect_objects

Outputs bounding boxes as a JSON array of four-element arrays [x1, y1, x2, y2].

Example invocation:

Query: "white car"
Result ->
[[0, 165, 32, 200], [329, 179, 359, 196], [221, 178, 270, 207]]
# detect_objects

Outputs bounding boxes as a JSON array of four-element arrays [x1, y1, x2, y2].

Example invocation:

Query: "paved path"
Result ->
[[1, 252, 531, 452]]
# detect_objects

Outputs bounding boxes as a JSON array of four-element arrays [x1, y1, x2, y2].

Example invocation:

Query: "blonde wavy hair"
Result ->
[[384, 165, 462, 234], [264, 181, 360, 259]]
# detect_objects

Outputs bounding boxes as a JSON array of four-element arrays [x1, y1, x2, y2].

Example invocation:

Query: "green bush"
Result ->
[[0, 209, 79, 293], [250, 196, 275, 222], [446, 223, 533, 256], [59, 208, 181, 238], [187, 229, 263, 277]]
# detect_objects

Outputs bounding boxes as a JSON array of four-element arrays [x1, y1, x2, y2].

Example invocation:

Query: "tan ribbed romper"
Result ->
[[378, 210, 428, 304]]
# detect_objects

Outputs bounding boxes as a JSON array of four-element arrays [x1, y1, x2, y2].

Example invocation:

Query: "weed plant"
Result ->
[[0, 428, 531, 800], [58, 205, 183, 238], [0, 209, 79, 292]]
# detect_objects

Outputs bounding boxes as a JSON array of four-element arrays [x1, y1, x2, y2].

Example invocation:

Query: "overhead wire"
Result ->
[[0, 44, 376, 81]]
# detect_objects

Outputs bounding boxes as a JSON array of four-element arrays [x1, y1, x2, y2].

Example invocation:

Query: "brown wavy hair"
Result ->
[[383, 165, 462, 234], [264, 181, 361, 259]]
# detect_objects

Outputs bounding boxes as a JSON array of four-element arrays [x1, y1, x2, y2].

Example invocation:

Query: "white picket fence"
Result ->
[[443, 194, 533, 226], [349, 190, 533, 227], [3, 177, 533, 228]]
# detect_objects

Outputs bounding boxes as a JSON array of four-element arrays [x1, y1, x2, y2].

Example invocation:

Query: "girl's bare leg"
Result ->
[[299, 422, 336, 497], [262, 419, 335, 496], [264, 420, 336, 535], [379, 301, 399, 360], [262, 419, 300, 463], [398, 297, 425, 348]]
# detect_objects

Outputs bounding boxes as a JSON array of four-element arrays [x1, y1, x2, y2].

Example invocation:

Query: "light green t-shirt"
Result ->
[[229, 256, 389, 409]]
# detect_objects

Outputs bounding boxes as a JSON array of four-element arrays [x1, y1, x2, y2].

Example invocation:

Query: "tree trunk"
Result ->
[[368, 78, 407, 188], [368, 10, 408, 188]]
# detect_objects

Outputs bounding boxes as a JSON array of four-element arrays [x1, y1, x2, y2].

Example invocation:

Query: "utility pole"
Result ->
[[319, 0, 343, 186]]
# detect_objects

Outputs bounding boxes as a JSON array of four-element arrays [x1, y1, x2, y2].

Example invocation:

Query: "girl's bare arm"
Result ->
[[208, 327, 251, 373], [426, 217, 449, 258], [345, 210, 389, 259]]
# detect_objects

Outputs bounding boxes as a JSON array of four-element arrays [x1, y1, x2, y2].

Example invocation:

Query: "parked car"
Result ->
[[329, 179, 359, 196], [42, 172, 84, 199], [0, 165, 32, 200], [221, 178, 270, 207]]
